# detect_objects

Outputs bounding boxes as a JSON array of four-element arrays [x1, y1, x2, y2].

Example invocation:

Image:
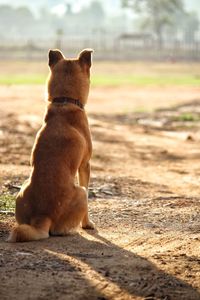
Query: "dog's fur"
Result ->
[[8, 49, 94, 242]]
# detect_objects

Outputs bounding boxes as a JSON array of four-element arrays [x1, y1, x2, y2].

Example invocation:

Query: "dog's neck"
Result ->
[[52, 97, 84, 109]]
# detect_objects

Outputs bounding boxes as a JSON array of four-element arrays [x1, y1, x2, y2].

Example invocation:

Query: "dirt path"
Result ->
[[0, 85, 200, 300]]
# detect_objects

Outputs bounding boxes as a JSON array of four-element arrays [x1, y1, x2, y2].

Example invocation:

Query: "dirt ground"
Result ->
[[0, 83, 200, 300]]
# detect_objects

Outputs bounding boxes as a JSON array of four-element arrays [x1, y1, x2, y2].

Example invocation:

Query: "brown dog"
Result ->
[[8, 49, 94, 242]]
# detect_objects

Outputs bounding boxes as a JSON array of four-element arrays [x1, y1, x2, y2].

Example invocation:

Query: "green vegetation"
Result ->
[[0, 194, 15, 212], [92, 74, 200, 87], [0, 61, 200, 87], [0, 74, 47, 85], [0, 73, 200, 87], [175, 113, 200, 122]]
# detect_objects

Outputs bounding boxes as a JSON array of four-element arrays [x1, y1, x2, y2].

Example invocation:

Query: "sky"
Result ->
[[184, 0, 200, 15], [0, 0, 199, 17], [0, 0, 120, 15]]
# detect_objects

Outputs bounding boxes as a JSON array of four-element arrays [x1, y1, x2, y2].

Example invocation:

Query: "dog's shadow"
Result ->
[[41, 230, 199, 300]]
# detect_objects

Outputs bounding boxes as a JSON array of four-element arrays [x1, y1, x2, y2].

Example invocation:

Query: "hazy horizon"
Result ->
[[0, 0, 199, 62], [0, 0, 199, 17]]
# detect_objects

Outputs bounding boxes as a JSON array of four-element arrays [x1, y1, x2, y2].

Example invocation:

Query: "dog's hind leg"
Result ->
[[64, 186, 94, 230], [50, 186, 94, 236]]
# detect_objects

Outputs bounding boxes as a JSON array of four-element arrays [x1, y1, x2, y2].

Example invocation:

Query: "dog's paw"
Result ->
[[82, 221, 95, 230]]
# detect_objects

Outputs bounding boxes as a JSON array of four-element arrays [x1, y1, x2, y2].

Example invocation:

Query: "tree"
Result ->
[[122, 0, 184, 48], [0, 5, 35, 38], [183, 12, 199, 43], [78, 0, 105, 28], [165, 9, 199, 44]]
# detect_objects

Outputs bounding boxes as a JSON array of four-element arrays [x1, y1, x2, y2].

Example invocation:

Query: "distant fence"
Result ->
[[0, 36, 200, 61]]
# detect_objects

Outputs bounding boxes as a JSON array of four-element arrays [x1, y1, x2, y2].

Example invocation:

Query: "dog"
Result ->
[[8, 48, 95, 242]]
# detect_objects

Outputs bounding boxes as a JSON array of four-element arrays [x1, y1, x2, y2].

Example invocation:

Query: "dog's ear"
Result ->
[[48, 49, 64, 67], [78, 49, 93, 69]]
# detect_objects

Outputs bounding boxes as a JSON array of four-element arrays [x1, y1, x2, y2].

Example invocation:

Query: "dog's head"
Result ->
[[47, 49, 93, 105]]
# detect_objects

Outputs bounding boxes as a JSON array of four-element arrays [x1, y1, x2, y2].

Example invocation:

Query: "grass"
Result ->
[[0, 194, 15, 212], [0, 74, 200, 87], [0, 61, 200, 87], [175, 113, 200, 122], [0, 74, 47, 85]]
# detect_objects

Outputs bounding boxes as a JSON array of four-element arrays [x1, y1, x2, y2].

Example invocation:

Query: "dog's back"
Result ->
[[8, 49, 94, 242], [28, 105, 92, 220]]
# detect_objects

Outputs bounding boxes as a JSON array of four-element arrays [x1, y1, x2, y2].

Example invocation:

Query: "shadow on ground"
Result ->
[[0, 231, 199, 300]]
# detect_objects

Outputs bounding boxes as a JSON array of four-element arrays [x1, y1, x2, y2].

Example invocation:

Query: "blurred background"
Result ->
[[0, 0, 199, 61], [1, 0, 200, 95]]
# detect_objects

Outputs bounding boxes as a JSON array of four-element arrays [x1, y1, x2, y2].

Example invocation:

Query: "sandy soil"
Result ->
[[0, 84, 200, 300]]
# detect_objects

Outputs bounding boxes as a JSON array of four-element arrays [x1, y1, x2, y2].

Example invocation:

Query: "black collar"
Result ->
[[52, 97, 84, 109]]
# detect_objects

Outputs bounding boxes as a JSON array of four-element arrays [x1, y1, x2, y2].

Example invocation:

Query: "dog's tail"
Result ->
[[7, 217, 51, 243]]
